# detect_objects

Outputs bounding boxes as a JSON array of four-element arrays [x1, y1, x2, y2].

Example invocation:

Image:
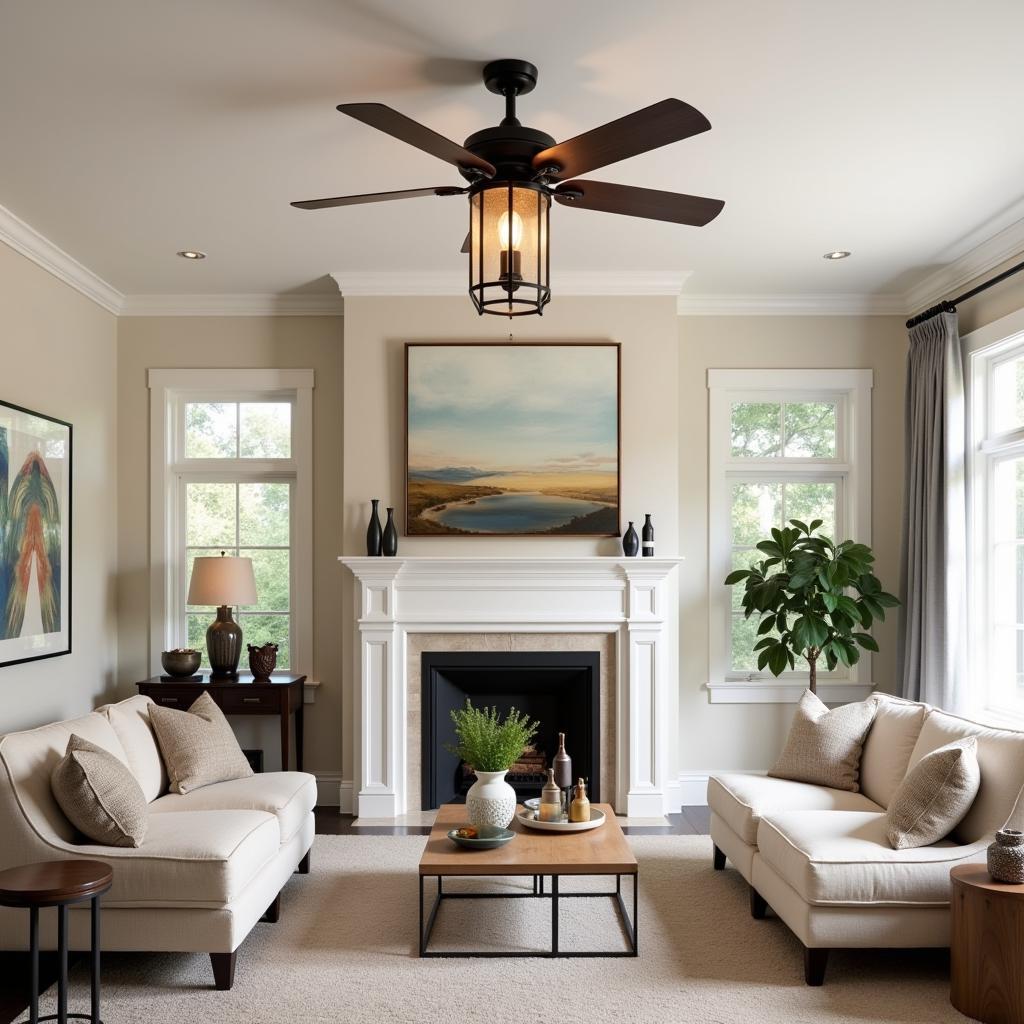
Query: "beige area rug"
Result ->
[[36, 835, 966, 1024]]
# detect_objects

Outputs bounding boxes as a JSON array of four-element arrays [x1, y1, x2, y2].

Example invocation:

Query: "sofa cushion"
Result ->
[[860, 695, 928, 808], [907, 709, 1024, 843], [149, 692, 253, 794], [756, 810, 987, 906], [708, 772, 883, 846], [99, 695, 168, 802], [51, 734, 148, 847], [768, 689, 877, 792], [148, 771, 316, 844], [79, 809, 279, 907], [886, 737, 981, 850], [0, 712, 131, 846]]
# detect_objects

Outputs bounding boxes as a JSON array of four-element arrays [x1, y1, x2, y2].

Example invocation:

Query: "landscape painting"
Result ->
[[0, 400, 71, 668], [406, 343, 619, 536]]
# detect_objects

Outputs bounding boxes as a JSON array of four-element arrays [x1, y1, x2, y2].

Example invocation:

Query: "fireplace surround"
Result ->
[[341, 556, 681, 818]]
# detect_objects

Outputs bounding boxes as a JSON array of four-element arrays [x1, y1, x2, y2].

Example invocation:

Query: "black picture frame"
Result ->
[[0, 398, 72, 668]]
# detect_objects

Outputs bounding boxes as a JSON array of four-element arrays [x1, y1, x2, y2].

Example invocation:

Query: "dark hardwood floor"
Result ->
[[0, 806, 711, 1023]]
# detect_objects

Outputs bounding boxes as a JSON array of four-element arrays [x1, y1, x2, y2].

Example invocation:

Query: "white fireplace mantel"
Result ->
[[341, 556, 681, 819]]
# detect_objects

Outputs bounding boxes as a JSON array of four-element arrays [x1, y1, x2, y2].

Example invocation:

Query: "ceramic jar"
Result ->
[[466, 770, 517, 828], [988, 828, 1024, 883]]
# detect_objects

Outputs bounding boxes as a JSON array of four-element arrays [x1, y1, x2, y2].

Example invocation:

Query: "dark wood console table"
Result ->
[[135, 673, 306, 772]]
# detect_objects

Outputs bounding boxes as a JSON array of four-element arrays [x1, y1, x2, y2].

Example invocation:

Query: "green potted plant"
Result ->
[[447, 700, 539, 827], [724, 519, 899, 694]]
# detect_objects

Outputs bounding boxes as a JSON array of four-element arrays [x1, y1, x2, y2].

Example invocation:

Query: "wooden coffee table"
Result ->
[[418, 803, 638, 958]]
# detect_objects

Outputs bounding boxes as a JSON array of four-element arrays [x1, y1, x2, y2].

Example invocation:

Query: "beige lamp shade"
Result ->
[[187, 554, 257, 607]]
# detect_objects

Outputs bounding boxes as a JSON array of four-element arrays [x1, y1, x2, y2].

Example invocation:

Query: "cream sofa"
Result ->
[[708, 694, 1024, 985], [0, 695, 316, 989]]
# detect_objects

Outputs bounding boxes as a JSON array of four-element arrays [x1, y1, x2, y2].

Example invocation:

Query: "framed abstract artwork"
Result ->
[[0, 399, 72, 668], [405, 342, 620, 536]]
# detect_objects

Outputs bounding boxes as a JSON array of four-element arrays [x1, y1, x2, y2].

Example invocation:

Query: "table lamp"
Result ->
[[187, 552, 257, 680]]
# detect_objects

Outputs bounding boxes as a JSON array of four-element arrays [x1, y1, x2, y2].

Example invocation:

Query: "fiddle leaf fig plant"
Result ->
[[724, 519, 899, 694]]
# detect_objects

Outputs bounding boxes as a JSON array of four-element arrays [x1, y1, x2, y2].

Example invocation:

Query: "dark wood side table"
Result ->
[[951, 863, 1024, 1023], [0, 859, 113, 1024], [135, 673, 306, 772]]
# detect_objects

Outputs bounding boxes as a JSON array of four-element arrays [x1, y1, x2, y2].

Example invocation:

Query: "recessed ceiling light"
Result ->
[[823, 250, 851, 260], [176, 250, 207, 260]]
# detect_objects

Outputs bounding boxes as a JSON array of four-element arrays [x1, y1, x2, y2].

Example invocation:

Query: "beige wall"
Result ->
[[677, 315, 907, 772], [955, 255, 1024, 335], [115, 316, 344, 778], [341, 295, 681, 783], [0, 243, 119, 732]]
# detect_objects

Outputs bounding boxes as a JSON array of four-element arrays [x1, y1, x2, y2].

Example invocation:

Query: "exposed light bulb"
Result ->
[[497, 209, 523, 250]]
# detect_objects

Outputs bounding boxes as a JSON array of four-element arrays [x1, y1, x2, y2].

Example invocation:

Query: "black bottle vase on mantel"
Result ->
[[382, 507, 398, 556], [366, 499, 383, 556], [642, 514, 655, 557], [622, 521, 639, 557]]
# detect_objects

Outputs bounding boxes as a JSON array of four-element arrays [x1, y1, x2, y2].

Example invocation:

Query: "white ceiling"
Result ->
[[2, 0, 1024, 300]]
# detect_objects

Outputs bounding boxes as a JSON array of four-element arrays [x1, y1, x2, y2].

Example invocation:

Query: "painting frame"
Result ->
[[405, 341, 621, 538], [0, 398, 73, 669]]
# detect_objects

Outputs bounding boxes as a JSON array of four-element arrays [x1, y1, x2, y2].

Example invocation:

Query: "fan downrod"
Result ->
[[483, 59, 538, 97]]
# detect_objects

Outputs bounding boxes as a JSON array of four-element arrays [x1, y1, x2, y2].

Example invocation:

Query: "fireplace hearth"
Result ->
[[421, 651, 600, 809]]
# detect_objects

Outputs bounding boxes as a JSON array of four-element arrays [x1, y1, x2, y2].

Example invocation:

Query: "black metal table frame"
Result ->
[[418, 871, 638, 958], [12, 892, 104, 1024]]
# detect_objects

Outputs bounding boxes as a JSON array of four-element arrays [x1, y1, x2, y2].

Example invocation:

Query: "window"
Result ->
[[149, 370, 313, 676], [707, 369, 873, 703], [968, 320, 1024, 716]]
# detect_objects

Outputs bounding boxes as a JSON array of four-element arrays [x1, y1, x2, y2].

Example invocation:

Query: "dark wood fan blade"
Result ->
[[534, 99, 711, 181], [291, 186, 464, 210], [460, 232, 471, 254], [338, 103, 495, 178], [554, 180, 724, 226]]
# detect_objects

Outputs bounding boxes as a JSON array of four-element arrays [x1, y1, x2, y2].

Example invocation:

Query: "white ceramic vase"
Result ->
[[466, 769, 517, 828]]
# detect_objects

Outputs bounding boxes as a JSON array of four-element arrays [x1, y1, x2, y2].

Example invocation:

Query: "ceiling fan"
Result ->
[[292, 59, 724, 317]]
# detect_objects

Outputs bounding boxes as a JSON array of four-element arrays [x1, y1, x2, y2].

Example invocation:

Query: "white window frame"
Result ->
[[965, 307, 1024, 722], [706, 368, 874, 703], [148, 369, 314, 677]]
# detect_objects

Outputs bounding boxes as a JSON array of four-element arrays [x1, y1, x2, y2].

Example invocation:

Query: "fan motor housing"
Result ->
[[462, 125, 556, 183]]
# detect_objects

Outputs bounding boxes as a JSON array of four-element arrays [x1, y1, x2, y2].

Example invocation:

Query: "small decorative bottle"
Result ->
[[553, 732, 572, 817], [366, 499, 383, 556], [622, 522, 639, 557], [641, 514, 654, 557], [569, 777, 590, 823], [539, 768, 563, 822], [382, 507, 398, 556]]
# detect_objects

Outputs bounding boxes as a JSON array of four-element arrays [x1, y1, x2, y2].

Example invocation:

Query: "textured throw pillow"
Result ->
[[885, 737, 981, 850], [768, 689, 877, 792], [149, 691, 253, 794], [51, 734, 148, 847]]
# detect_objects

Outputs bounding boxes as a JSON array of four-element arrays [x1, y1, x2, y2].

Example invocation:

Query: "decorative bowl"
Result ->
[[522, 798, 540, 815], [161, 649, 201, 678], [517, 807, 606, 833], [446, 824, 516, 850]]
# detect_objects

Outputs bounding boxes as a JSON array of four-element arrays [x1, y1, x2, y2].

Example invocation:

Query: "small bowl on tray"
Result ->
[[446, 824, 516, 850]]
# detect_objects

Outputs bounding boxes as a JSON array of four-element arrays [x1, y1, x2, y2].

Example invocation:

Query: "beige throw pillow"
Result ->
[[149, 691, 253, 794], [769, 689, 877, 792], [885, 737, 981, 850], [51, 734, 148, 847]]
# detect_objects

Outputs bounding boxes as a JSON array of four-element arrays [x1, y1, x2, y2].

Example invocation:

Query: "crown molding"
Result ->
[[331, 269, 691, 297], [119, 293, 345, 316], [904, 215, 1024, 316], [0, 202, 124, 315], [676, 293, 906, 316]]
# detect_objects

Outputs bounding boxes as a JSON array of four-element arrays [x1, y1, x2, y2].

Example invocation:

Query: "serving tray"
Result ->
[[516, 807, 606, 833]]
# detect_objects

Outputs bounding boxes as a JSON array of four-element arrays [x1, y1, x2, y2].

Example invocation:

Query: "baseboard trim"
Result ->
[[678, 769, 767, 806], [338, 779, 354, 814], [313, 772, 344, 807]]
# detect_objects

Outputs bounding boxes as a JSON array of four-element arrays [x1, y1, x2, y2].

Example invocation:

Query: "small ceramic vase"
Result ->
[[988, 828, 1024, 883], [466, 769, 517, 828], [622, 522, 639, 557], [247, 642, 278, 681]]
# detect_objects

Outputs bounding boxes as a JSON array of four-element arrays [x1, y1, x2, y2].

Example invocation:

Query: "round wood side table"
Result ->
[[0, 860, 113, 1024], [951, 863, 1024, 1024]]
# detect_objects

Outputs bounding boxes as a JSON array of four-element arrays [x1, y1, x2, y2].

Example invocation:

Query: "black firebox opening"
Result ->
[[421, 651, 600, 809]]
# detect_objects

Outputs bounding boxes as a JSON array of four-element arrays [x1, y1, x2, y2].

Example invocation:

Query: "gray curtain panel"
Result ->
[[897, 310, 969, 711]]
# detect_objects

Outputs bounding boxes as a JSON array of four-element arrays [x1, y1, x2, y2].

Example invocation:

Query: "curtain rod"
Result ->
[[906, 256, 1024, 328]]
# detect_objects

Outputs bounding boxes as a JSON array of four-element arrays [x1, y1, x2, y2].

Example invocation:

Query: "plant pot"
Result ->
[[465, 769, 517, 828], [988, 828, 1024, 883]]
